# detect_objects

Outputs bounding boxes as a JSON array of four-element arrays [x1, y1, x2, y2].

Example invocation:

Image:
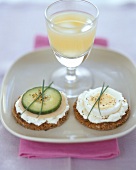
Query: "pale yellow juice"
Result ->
[[47, 11, 96, 58]]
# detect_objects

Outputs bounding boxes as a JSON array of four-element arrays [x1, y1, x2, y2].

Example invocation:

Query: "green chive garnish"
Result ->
[[38, 79, 45, 117], [98, 83, 105, 116], [87, 83, 109, 119]]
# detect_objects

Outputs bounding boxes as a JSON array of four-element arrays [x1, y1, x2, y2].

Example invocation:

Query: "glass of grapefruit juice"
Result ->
[[45, 0, 99, 98]]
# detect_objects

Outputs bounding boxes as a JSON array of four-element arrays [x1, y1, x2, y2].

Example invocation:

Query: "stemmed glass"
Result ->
[[45, 0, 99, 98]]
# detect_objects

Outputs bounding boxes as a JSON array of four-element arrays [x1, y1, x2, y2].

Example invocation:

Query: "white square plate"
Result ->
[[1, 47, 136, 143]]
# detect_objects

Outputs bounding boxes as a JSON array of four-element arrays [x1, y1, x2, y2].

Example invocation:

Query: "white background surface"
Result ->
[[0, 0, 136, 5], [0, 0, 136, 170]]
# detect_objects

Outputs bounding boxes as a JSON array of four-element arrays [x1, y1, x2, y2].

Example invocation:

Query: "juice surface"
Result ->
[[47, 11, 96, 58]]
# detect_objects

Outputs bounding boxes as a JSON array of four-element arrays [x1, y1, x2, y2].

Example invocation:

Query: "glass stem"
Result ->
[[65, 67, 77, 84]]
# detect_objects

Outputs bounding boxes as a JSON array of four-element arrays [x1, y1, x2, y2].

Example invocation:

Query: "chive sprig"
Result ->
[[87, 83, 109, 119]]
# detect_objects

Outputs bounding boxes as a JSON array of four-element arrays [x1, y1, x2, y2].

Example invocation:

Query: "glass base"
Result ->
[[50, 67, 93, 98]]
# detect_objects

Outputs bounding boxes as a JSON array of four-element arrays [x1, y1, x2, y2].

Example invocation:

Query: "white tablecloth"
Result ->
[[0, 1, 136, 170]]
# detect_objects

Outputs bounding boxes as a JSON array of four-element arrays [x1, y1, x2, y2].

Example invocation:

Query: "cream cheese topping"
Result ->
[[76, 87, 128, 123], [15, 92, 69, 126]]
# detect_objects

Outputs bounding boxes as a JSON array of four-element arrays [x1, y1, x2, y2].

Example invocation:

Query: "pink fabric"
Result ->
[[19, 139, 119, 159], [19, 35, 120, 159]]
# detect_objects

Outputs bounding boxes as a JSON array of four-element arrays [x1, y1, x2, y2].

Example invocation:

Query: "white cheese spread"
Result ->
[[15, 92, 69, 126], [76, 87, 128, 123]]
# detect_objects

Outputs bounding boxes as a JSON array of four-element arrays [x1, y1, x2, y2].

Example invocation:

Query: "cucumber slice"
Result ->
[[22, 87, 62, 114]]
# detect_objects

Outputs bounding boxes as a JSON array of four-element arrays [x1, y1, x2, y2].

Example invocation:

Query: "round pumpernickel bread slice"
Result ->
[[12, 106, 69, 131], [73, 101, 130, 130]]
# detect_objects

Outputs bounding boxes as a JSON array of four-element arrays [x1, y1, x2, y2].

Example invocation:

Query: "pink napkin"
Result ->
[[19, 139, 119, 159], [19, 35, 120, 159]]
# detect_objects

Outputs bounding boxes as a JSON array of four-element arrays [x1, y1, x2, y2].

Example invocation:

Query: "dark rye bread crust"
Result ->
[[12, 106, 69, 131], [73, 101, 130, 130]]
